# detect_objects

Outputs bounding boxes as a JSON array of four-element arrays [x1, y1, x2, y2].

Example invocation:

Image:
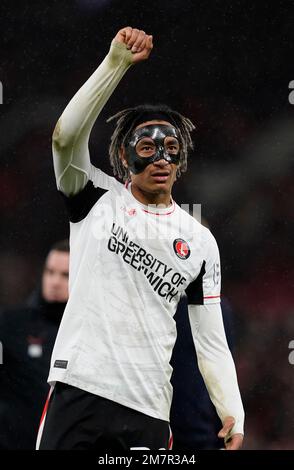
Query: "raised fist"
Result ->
[[113, 27, 153, 64]]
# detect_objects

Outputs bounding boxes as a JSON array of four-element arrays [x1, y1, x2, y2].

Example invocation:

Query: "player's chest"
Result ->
[[101, 207, 204, 288]]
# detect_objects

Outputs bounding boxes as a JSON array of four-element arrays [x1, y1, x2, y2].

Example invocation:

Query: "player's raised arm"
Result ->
[[52, 27, 153, 196]]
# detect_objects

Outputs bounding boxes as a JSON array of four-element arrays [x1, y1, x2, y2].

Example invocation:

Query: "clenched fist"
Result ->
[[113, 27, 153, 64]]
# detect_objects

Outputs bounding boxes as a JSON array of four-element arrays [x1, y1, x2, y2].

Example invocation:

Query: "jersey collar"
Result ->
[[124, 181, 176, 216]]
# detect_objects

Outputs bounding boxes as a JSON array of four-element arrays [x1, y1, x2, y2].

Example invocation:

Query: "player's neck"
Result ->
[[130, 184, 172, 207]]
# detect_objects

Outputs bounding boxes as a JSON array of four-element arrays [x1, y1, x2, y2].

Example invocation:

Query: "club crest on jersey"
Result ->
[[173, 238, 191, 260]]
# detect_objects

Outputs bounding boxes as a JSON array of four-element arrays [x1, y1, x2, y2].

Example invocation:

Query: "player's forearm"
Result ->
[[53, 41, 132, 148], [52, 41, 133, 194], [197, 346, 244, 436], [188, 304, 245, 436]]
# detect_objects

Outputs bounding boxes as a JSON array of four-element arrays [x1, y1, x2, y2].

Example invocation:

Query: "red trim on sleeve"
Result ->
[[203, 295, 221, 299]]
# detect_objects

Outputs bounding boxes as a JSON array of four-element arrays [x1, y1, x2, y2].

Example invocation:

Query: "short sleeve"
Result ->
[[186, 231, 221, 305], [59, 166, 122, 223], [59, 180, 108, 223]]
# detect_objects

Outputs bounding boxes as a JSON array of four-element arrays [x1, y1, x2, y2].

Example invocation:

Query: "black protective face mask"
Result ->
[[125, 124, 180, 174]]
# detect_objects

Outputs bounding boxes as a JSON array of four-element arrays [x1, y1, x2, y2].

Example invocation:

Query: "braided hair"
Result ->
[[107, 104, 195, 181]]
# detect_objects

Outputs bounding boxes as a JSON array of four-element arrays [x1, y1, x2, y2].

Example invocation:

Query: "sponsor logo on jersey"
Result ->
[[120, 206, 137, 216], [54, 360, 68, 369], [173, 239, 191, 260], [127, 208, 137, 216], [108, 223, 187, 303]]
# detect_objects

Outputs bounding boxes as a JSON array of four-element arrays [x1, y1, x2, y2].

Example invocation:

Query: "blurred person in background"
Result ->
[[0, 240, 69, 449]]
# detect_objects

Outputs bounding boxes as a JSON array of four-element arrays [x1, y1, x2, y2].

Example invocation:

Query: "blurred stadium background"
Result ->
[[1, 0, 294, 449]]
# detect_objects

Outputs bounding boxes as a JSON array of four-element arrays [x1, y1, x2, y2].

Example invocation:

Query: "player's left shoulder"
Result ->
[[199, 226, 221, 268], [175, 204, 219, 252], [200, 224, 218, 245], [190, 220, 220, 260], [176, 204, 202, 233]]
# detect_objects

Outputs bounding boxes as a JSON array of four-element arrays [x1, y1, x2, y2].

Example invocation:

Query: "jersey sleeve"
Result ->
[[185, 229, 244, 437], [186, 229, 221, 306], [187, 303, 245, 437], [59, 165, 121, 223]]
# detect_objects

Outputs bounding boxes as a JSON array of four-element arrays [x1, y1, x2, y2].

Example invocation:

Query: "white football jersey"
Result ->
[[48, 165, 221, 421], [48, 40, 244, 434]]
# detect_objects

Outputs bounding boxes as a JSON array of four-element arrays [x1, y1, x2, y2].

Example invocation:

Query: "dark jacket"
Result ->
[[0, 290, 65, 449], [170, 296, 234, 450]]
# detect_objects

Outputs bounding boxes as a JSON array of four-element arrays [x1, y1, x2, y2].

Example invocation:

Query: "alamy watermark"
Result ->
[[91, 200, 202, 242], [0, 341, 3, 364], [288, 340, 294, 364], [288, 80, 294, 105], [0, 81, 2, 104]]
